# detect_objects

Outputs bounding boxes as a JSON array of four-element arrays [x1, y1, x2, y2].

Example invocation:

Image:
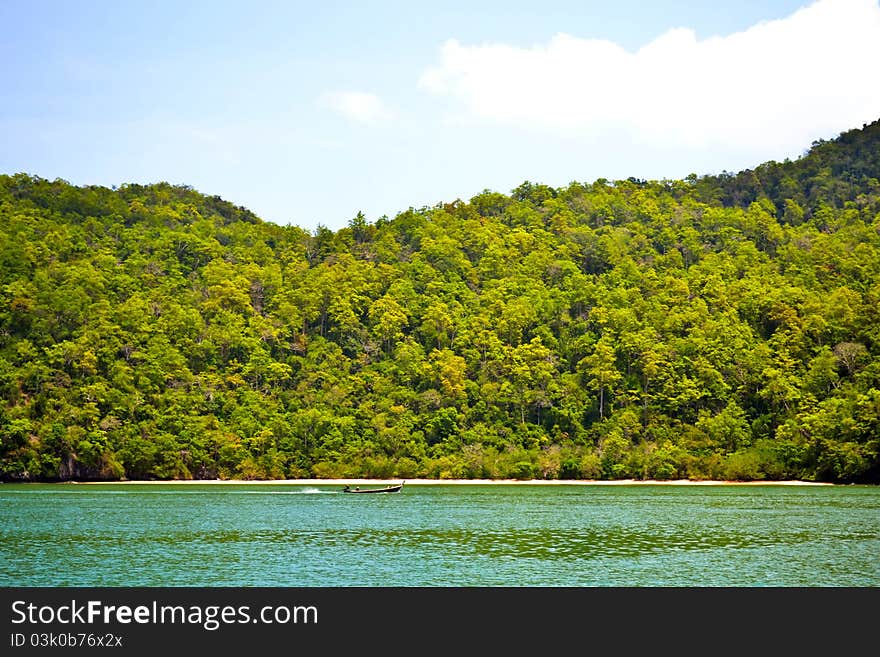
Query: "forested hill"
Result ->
[[2, 120, 879, 483]]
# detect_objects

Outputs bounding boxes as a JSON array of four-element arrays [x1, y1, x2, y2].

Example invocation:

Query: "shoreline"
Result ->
[[15, 478, 836, 486]]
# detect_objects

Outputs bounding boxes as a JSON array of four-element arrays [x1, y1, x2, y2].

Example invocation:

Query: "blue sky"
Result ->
[[2, 0, 879, 230]]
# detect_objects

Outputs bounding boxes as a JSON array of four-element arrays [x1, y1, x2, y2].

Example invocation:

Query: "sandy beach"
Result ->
[[69, 478, 835, 486]]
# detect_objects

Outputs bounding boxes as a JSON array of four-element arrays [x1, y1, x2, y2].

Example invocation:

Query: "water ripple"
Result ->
[[1, 484, 878, 586]]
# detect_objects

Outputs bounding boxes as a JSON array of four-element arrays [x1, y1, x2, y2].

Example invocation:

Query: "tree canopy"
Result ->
[[2, 119, 879, 482]]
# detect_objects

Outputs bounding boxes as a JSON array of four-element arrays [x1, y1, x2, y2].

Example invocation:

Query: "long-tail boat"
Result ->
[[341, 481, 404, 494]]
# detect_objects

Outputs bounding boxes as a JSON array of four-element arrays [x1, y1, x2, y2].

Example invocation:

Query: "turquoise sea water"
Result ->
[[1, 483, 878, 586]]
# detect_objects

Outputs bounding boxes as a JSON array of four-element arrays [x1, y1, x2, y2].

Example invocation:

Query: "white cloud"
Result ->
[[320, 91, 394, 124], [418, 0, 880, 154]]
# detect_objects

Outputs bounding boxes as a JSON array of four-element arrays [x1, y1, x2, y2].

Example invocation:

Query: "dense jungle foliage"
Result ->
[[2, 120, 879, 482]]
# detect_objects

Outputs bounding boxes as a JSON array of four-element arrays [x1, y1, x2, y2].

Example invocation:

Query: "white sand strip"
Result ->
[[66, 478, 834, 486]]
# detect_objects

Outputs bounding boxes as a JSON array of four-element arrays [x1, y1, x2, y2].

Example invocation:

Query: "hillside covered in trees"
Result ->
[[2, 120, 879, 483]]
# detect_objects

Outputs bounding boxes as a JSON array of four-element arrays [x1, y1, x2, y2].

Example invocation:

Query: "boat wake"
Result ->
[[235, 488, 332, 495]]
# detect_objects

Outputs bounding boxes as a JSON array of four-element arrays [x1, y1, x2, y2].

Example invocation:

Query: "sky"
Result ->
[[2, 0, 880, 231]]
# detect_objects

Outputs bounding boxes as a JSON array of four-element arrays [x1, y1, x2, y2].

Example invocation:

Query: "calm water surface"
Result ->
[[1, 484, 878, 586]]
